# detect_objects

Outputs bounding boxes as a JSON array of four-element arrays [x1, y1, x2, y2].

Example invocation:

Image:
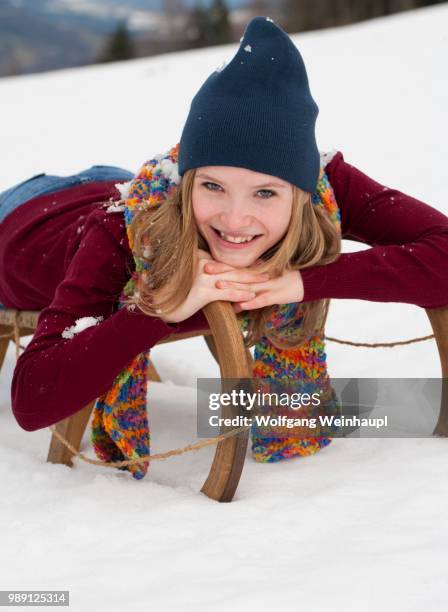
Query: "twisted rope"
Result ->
[[324, 332, 435, 347], [48, 423, 250, 467]]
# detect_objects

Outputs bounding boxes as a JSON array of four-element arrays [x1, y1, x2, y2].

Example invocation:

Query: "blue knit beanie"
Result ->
[[178, 16, 320, 193]]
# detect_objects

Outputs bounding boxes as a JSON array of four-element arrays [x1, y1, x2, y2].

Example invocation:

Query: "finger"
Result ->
[[216, 270, 271, 283], [215, 280, 272, 292], [220, 289, 257, 302], [238, 291, 272, 310], [204, 262, 271, 280], [204, 261, 235, 274]]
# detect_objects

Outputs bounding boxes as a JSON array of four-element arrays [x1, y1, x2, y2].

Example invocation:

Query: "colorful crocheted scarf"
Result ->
[[90, 143, 342, 479]]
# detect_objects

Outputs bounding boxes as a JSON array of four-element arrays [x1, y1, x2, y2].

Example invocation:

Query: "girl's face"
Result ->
[[192, 166, 293, 268]]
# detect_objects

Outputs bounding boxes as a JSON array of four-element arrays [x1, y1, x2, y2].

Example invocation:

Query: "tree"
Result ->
[[280, 0, 334, 33], [187, 0, 232, 48], [187, 2, 210, 48], [280, 0, 424, 34], [164, 0, 185, 37], [208, 0, 232, 45], [97, 20, 135, 63]]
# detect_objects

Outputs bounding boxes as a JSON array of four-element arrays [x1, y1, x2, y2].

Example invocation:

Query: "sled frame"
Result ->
[[1, 304, 448, 501]]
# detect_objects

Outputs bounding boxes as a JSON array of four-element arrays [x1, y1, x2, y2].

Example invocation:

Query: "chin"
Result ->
[[216, 252, 258, 268], [203, 229, 267, 267]]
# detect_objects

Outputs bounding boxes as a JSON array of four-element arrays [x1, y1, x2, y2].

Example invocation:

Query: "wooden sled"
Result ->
[[0, 302, 253, 502], [1, 304, 448, 501]]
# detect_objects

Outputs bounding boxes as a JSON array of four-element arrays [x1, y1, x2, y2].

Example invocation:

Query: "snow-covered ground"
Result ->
[[1, 5, 448, 611]]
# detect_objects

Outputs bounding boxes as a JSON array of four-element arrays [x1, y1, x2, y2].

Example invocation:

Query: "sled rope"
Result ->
[[324, 333, 435, 347], [48, 422, 250, 468]]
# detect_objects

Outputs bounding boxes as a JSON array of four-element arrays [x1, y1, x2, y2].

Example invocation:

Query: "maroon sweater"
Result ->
[[1, 152, 447, 432]]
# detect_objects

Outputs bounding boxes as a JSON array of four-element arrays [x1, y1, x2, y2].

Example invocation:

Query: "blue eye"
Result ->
[[202, 181, 222, 191], [201, 182, 276, 199], [257, 189, 276, 199]]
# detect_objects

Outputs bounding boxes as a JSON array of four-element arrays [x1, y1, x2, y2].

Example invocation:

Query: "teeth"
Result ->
[[219, 231, 255, 244]]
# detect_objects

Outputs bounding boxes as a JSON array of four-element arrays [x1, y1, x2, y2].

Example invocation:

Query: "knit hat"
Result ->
[[178, 16, 320, 193]]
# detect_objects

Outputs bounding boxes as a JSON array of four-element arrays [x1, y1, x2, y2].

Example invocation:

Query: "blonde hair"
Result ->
[[123, 168, 341, 350]]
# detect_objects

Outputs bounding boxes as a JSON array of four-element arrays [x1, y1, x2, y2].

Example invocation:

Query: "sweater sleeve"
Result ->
[[11, 207, 182, 432], [300, 152, 448, 308]]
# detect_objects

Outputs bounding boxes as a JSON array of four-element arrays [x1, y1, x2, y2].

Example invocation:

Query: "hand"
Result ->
[[204, 261, 304, 314], [155, 249, 271, 323]]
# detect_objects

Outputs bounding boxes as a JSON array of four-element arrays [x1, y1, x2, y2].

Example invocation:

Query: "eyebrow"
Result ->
[[195, 172, 288, 189]]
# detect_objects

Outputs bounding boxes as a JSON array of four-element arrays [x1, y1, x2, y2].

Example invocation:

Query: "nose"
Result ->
[[219, 199, 253, 231]]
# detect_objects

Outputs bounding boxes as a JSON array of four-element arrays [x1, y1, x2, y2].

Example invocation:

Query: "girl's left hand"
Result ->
[[203, 261, 304, 314]]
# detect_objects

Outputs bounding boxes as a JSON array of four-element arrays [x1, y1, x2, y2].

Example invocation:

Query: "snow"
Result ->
[[320, 148, 338, 168], [61, 316, 104, 339], [105, 202, 125, 213], [114, 179, 133, 199], [1, 5, 448, 610], [159, 158, 180, 185]]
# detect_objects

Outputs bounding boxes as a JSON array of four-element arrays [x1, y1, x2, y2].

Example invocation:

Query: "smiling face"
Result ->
[[191, 166, 293, 268]]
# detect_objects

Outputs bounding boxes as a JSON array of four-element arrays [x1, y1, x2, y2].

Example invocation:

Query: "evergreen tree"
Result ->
[[208, 0, 232, 45], [188, 2, 210, 48], [97, 20, 135, 63], [187, 0, 232, 48]]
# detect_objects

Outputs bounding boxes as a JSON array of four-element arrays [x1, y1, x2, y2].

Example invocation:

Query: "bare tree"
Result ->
[[280, 0, 423, 34], [247, 0, 276, 17]]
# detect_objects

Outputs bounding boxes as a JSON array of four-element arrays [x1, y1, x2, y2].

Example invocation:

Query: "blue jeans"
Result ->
[[0, 165, 134, 224]]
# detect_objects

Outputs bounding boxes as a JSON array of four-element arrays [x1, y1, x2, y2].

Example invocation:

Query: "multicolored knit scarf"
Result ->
[[91, 143, 342, 479]]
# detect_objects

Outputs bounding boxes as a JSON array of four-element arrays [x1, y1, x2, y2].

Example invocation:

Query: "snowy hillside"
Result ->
[[1, 5, 448, 611]]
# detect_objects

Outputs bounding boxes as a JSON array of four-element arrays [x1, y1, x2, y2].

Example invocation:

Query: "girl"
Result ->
[[1, 17, 447, 478]]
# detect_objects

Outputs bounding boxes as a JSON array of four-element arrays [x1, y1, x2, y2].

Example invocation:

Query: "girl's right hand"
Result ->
[[156, 249, 270, 324]]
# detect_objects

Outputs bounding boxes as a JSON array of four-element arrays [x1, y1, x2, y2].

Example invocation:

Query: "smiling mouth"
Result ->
[[211, 226, 263, 244]]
